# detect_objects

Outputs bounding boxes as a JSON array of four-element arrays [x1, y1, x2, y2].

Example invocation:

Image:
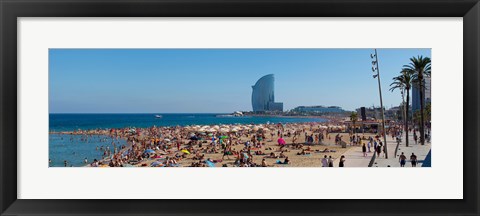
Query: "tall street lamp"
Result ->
[[371, 49, 389, 159]]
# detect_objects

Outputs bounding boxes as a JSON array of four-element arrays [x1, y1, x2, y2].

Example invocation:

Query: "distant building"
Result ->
[[385, 106, 403, 120], [356, 106, 384, 120], [251, 74, 283, 112], [292, 105, 345, 114], [412, 77, 431, 112]]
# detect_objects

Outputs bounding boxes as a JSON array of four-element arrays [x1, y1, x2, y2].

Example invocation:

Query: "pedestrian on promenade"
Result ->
[[362, 143, 367, 157], [410, 153, 417, 167], [339, 155, 345, 167], [367, 141, 371, 152], [321, 155, 328, 167], [328, 156, 334, 167], [381, 142, 386, 158], [399, 152, 406, 167], [376, 144, 382, 157]]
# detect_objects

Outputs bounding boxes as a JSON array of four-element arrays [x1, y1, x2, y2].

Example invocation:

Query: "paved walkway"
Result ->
[[333, 131, 432, 167], [333, 144, 374, 167], [373, 132, 431, 167]]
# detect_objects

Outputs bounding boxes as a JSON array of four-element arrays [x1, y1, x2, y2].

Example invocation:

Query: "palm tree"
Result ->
[[390, 69, 413, 147], [350, 112, 358, 136], [403, 56, 431, 145]]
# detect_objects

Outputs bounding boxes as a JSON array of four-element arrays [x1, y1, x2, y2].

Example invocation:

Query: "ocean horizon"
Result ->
[[49, 113, 328, 132]]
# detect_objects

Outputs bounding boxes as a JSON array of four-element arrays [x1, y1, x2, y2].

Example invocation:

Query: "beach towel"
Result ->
[[276, 160, 289, 165], [205, 160, 215, 167]]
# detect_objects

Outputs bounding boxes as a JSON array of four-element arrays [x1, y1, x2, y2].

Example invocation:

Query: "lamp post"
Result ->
[[371, 49, 389, 159], [401, 89, 406, 133]]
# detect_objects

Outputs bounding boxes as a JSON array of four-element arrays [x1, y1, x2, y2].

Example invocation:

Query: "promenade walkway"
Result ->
[[333, 131, 432, 167], [373, 132, 431, 167], [333, 143, 374, 167]]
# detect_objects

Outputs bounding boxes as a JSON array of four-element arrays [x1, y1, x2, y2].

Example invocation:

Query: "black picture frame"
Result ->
[[1, 0, 478, 215]]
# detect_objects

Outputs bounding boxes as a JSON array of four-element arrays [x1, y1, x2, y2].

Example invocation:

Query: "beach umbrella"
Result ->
[[144, 149, 155, 154], [181, 149, 191, 154], [164, 138, 171, 142], [277, 137, 286, 145]]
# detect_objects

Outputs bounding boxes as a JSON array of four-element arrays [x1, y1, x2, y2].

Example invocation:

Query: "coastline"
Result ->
[[49, 120, 380, 168]]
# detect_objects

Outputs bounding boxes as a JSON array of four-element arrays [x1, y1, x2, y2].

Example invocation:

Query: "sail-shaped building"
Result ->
[[251, 74, 283, 112]]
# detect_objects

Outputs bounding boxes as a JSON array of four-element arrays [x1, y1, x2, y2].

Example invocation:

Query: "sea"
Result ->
[[49, 113, 327, 167]]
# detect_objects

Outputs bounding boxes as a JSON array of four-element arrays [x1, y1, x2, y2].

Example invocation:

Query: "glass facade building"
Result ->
[[412, 77, 431, 112], [251, 74, 283, 112]]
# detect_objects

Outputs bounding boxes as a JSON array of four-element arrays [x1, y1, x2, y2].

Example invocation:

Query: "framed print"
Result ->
[[1, 0, 479, 215]]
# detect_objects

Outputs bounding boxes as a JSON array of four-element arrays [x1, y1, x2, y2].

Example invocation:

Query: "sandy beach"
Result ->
[[51, 121, 385, 168]]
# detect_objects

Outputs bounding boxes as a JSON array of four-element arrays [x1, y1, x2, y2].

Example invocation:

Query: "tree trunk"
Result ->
[[353, 122, 355, 136], [419, 73, 425, 145], [405, 88, 410, 147]]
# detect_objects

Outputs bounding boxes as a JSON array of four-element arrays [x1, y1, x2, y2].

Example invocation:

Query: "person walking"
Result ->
[[362, 143, 367, 157], [376, 144, 382, 157], [381, 141, 387, 158], [339, 155, 346, 167], [399, 152, 407, 167], [321, 155, 328, 167], [367, 141, 371, 152], [410, 153, 418, 167], [328, 156, 334, 167]]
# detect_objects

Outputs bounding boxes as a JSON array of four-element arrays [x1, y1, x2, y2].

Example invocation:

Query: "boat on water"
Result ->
[[216, 111, 244, 117], [155, 115, 162, 118]]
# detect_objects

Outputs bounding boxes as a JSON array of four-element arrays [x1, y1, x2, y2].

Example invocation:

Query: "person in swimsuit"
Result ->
[[410, 153, 418, 167], [399, 152, 407, 167], [339, 155, 345, 167]]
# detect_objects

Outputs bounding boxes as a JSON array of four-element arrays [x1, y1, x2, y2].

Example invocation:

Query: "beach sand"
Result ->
[[54, 122, 378, 168], [139, 130, 370, 168]]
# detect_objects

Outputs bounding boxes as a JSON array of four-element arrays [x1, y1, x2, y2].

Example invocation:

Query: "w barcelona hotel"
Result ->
[[251, 74, 283, 113]]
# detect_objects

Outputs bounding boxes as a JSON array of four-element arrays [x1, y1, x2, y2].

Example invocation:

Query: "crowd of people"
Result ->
[[51, 120, 428, 168], [50, 122, 357, 167]]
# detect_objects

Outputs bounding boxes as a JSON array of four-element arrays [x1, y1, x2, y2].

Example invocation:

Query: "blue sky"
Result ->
[[49, 48, 431, 113]]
